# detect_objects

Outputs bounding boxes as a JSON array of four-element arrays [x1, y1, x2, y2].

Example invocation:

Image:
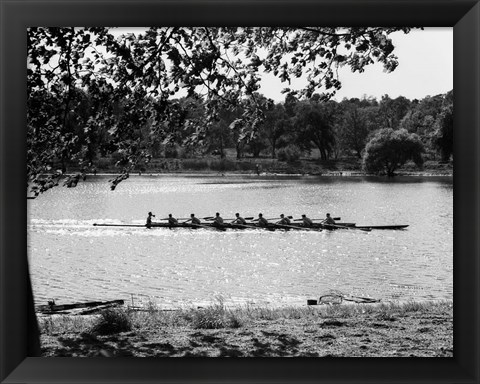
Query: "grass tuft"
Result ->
[[89, 308, 132, 335], [191, 297, 244, 329]]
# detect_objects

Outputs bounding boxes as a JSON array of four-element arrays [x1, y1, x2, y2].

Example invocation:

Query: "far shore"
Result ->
[[38, 300, 453, 357], [80, 170, 454, 177], [52, 156, 453, 179]]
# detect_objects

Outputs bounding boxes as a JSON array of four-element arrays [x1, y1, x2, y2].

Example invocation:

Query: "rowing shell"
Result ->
[[93, 222, 309, 231], [92, 222, 408, 231]]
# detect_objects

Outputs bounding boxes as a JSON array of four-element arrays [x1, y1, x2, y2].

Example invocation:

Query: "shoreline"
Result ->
[[41, 170, 454, 178], [51, 156, 453, 179], [39, 300, 453, 357]]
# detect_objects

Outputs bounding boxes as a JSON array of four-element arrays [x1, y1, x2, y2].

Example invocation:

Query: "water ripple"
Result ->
[[28, 175, 453, 307]]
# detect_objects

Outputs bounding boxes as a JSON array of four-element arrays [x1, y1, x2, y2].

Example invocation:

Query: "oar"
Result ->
[[252, 216, 293, 222], [168, 221, 226, 231], [204, 217, 254, 222], [231, 217, 254, 222], [229, 222, 275, 231], [192, 223, 227, 231], [93, 223, 146, 228], [293, 217, 341, 221], [161, 216, 214, 221], [201, 217, 233, 230], [273, 223, 320, 232]]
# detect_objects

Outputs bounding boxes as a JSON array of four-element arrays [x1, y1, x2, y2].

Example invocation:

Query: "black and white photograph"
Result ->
[[25, 26, 455, 359]]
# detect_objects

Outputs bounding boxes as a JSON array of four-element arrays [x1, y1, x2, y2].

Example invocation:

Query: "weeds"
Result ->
[[277, 145, 302, 162], [38, 300, 452, 334], [88, 308, 132, 335], [190, 296, 244, 329], [38, 315, 95, 335]]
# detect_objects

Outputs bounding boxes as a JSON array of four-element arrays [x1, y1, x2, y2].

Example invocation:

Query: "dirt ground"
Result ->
[[40, 305, 453, 357]]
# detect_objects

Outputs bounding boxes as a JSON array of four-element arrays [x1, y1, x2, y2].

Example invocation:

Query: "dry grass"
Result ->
[[38, 300, 453, 357], [38, 300, 452, 335]]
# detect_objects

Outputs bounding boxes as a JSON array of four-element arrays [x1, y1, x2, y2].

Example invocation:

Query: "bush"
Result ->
[[363, 128, 424, 176], [277, 145, 302, 162], [89, 307, 132, 335], [96, 157, 113, 169], [164, 146, 178, 158]]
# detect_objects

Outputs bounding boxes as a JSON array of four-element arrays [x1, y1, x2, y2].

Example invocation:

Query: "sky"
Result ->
[[260, 28, 453, 102]]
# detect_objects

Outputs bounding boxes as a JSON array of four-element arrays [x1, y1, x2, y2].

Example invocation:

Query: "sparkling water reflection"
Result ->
[[28, 175, 453, 308]]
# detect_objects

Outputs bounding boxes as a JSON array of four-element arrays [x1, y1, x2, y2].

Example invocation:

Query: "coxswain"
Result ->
[[325, 213, 336, 225], [188, 213, 201, 225], [146, 212, 155, 228], [301, 214, 313, 227], [276, 214, 291, 225], [167, 214, 178, 226], [232, 213, 247, 225], [257, 213, 269, 227]]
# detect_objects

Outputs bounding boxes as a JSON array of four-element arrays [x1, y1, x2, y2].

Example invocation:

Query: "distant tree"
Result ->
[[363, 128, 425, 176], [338, 100, 371, 158], [378, 95, 411, 129], [229, 121, 248, 159], [284, 93, 299, 118], [399, 94, 443, 135], [204, 102, 243, 158], [400, 110, 433, 136], [206, 121, 234, 158], [294, 100, 337, 160], [433, 105, 453, 162], [444, 89, 453, 105], [262, 104, 290, 158], [246, 139, 269, 158]]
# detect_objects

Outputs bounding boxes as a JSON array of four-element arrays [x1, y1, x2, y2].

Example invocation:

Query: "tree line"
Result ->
[[28, 85, 453, 175]]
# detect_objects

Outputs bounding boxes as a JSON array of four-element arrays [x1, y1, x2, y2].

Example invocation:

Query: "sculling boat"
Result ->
[[93, 222, 408, 231]]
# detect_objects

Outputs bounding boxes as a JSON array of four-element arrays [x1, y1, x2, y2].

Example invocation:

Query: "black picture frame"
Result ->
[[1, 0, 478, 383]]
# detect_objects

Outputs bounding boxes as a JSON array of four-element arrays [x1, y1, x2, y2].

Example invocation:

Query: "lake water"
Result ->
[[27, 174, 453, 308]]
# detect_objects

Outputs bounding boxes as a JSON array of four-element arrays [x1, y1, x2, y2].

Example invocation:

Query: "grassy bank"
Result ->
[[66, 151, 453, 177], [39, 300, 453, 357]]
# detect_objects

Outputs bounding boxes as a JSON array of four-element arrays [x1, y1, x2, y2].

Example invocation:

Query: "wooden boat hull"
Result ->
[[36, 299, 124, 314]]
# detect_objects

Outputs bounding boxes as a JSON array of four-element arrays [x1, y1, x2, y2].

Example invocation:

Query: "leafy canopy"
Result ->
[[27, 27, 414, 193]]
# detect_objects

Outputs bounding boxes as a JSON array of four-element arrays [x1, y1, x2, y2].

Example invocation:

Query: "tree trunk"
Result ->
[[219, 136, 225, 159], [386, 163, 396, 177], [320, 148, 327, 161], [236, 140, 244, 159]]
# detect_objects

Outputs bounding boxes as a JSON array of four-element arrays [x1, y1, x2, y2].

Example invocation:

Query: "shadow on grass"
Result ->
[[46, 332, 192, 357], [50, 332, 135, 357], [44, 328, 322, 357]]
